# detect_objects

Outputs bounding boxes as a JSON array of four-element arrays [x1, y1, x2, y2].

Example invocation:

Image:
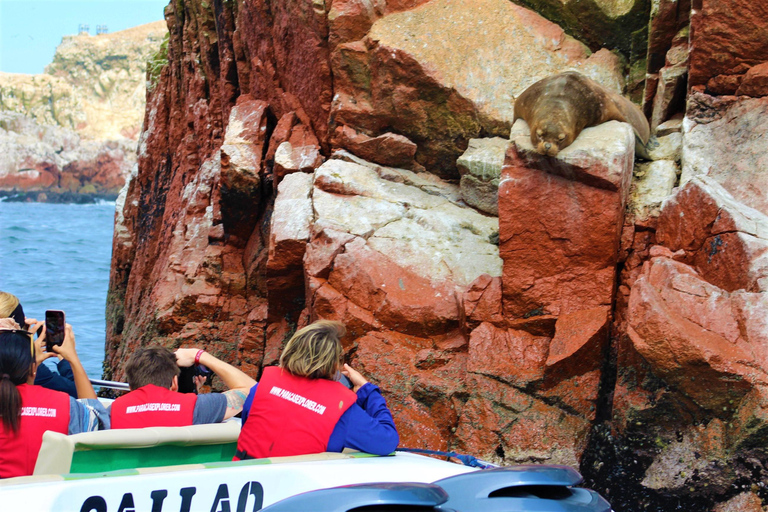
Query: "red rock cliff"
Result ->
[[107, 0, 768, 509]]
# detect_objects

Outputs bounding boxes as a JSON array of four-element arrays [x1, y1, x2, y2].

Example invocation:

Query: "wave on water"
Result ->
[[0, 201, 116, 379]]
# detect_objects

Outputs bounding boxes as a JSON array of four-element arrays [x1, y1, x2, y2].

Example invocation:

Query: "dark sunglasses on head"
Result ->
[[0, 329, 35, 358]]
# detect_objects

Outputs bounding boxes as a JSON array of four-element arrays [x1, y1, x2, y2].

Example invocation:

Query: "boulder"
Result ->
[[641, 420, 729, 493], [737, 61, 768, 97], [688, 0, 768, 90], [219, 96, 271, 240], [627, 160, 678, 222], [313, 153, 501, 288], [544, 307, 609, 385], [500, 119, 635, 318], [331, 126, 421, 171], [456, 137, 508, 216], [273, 141, 324, 184], [331, 0, 625, 177], [308, 154, 501, 336], [654, 115, 683, 136], [648, 28, 689, 131], [645, 0, 691, 79], [266, 172, 314, 321], [627, 255, 764, 412], [682, 92, 768, 214], [657, 176, 768, 293], [645, 131, 682, 162], [713, 492, 766, 512]]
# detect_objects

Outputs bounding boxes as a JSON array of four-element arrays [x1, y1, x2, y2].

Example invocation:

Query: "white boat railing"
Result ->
[[89, 378, 130, 391]]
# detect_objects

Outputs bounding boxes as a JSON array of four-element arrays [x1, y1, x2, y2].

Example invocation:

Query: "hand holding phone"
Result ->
[[45, 310, 66, 353]]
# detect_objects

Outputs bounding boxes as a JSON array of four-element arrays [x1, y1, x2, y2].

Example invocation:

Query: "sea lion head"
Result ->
[[530, 121, 573, 157]]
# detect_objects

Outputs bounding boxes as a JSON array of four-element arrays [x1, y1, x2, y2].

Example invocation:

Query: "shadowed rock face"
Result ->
[[107, 0, 768, 508]]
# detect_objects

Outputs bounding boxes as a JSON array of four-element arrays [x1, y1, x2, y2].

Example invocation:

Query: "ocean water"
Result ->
[[0, 201, 115, 379]]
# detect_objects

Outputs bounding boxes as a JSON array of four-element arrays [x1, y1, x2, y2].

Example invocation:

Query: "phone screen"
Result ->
[[45, 310, 66, 351]]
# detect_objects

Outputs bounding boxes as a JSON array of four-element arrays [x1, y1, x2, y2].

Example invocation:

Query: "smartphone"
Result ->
[[45, 310, 66, 352]]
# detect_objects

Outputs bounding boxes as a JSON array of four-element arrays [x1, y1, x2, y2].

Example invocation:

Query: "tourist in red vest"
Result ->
[[235, 320, 399, 460], [0, 319, 109, 479], [110, 346, 255, 428], [0, 291, 77, 397]]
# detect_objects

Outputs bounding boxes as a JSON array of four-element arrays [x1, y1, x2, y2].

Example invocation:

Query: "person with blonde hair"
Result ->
[[0, 291, 77, 397], [234, 320, 399, 460]]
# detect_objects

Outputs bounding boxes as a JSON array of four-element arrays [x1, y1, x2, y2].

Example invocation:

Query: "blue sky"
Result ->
[[0, 0, 169, 74]]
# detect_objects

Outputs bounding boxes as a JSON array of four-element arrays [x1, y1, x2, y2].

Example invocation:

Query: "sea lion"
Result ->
[[513, 71, 650, 157]]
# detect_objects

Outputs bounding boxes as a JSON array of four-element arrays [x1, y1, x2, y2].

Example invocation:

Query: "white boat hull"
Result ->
[[0, 452, 476, 511]]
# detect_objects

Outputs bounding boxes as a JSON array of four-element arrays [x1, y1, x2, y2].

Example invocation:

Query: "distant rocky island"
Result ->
[[0, 21, 167, 203]]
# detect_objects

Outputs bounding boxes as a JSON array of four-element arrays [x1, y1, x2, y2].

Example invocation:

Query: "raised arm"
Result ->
[[51, 324, 97, 400], [175, 348, 256, 391], [176, 348, 256, 420], [336, 364, 399, 455]]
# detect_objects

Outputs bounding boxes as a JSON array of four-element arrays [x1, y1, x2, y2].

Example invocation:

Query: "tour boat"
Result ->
[[0, 418, 613, 511]]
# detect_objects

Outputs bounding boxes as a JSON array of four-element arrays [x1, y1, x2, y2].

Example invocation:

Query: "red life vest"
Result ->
[[235, 367, 356, 460], [111, 384, 197, 429], [0, 384, 70, 478]]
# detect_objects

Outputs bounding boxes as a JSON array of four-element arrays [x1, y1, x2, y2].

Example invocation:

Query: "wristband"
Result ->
[[194, 349, 205, 365]]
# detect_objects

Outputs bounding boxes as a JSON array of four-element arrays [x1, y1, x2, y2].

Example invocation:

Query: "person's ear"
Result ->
[[171, 375, 179, 392]]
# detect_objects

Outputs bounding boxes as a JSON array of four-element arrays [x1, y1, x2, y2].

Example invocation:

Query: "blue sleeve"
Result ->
[[241, 384, 257, 426], [57, 359, 74, 380], [68, 398, 110, 433], [35, 361, 78, 398], [192, 393, 227, 424], [327, 383, 399, 455]]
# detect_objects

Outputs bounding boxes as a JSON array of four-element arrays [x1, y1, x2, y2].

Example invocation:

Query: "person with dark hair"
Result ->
[[109, 346, 255, 429], [234, 320, 399, 460], [0, 291, 77, 398], [0, 319, 109, 479]]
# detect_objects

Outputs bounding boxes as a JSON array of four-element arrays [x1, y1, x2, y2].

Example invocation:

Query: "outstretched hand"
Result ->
[[341, 363, 368, 393], [29, 321, 56, 365], [51, 324, 80, 363]]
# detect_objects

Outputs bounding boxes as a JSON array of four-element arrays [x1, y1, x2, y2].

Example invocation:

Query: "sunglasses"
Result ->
[[0, 329, 35, 358]]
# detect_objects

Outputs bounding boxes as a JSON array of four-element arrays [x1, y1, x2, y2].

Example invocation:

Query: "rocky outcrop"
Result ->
[[0, 112, 133, 198], [331, 0, 624, 178], [456, 138, 507, 216], [502, 120, 635, 319], [613, 178, 768, 504], [107, 0, 768, 510], [513, 0, 651, 61], [681, 91, 768, 214], [688, 0, 768, 95], [0, 21, 166, 200], [0, 21, 167, 140]]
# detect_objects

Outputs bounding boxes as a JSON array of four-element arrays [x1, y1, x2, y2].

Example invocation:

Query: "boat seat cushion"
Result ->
[[34, 421, 241, 475]]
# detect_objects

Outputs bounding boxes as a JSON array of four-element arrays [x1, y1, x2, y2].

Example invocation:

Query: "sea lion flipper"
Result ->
[[609, 94, 651, 145]]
